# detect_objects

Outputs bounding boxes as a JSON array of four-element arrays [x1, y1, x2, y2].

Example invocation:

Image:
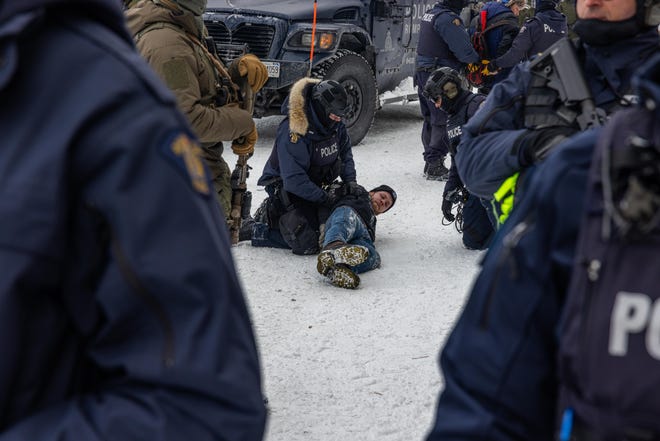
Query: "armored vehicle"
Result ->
[[204, 0, 432, 144]]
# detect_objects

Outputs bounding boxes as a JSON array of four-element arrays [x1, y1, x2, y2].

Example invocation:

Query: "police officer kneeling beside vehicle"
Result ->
[[240, 79, 359, 255]]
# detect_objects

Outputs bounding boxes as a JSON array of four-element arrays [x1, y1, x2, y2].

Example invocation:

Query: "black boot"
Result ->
[[238, 217, 255, 242], [425, 159, 449, 181]]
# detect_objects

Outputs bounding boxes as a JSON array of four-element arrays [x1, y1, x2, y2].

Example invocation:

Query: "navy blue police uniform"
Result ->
[[455, 29, 659, 200], [425, 50, 660, 441], [443, 91, 495, 249], [254, 78, 357, 254], [492, 3, 568, 70], [556, 53, 660, 441], [0, 1, 266, 439], [416, 0, 479, 177]]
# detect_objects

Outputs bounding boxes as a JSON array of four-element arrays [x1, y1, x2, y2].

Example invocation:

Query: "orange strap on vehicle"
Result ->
[[308, 0, 318, 76]]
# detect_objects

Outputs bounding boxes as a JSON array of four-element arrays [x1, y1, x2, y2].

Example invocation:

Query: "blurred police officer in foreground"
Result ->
[[126, 0, 268, 222], [426, 48, 660, 441], [416, 0, 480, 180], [426, 0, 660, 436], [0, 0, 266, 439]]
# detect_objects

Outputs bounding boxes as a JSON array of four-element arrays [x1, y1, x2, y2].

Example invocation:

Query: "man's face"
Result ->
[[576, 0, 636, 21], [370, 191, 394, 215]]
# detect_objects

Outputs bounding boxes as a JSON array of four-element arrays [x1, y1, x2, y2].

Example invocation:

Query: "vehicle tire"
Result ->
[[312, 50, 377, 145]]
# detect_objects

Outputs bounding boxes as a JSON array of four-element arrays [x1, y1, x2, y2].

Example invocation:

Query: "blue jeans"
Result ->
[[322, 206, 380, 274]]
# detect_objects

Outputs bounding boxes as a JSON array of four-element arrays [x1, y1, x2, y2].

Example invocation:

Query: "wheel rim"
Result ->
[[339, 78, 362, 128]]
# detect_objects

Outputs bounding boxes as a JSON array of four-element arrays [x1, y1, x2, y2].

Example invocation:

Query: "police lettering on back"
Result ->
[[542, 23, 556, 32], [610, 291, 660, 359]]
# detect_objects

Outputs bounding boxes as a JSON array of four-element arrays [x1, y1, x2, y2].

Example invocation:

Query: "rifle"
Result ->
[[229, 151, 252, 244], [213, 45, 258, 244], [527, 37, 606, 130]]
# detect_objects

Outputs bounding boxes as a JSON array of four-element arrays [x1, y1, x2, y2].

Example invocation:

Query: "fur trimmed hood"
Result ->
[[287, 77, 320, 137]]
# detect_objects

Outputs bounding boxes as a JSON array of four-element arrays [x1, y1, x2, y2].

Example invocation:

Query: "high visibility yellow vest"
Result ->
[[492, 172, 519, 226]]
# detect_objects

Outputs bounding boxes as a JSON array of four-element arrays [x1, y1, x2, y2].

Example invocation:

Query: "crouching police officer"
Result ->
[[424, 67, 494, 250], [126, 0, 268, 223], [242, 79, 359, 255], [1, 0, 266, 439]]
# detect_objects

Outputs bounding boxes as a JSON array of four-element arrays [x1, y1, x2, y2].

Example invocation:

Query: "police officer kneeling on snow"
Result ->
[[240, 79, 359, 255], [424, 67, 494, 250]]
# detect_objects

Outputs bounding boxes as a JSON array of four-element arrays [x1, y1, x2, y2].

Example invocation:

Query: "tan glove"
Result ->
[[467, 63, 480, 73], [231, 126, 258, 155], [235, 54, 268, 92], [480, 60, 497, 76]]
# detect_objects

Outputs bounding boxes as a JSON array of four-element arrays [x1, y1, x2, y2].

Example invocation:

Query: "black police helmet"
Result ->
[[311, 80, 350, 118], [423, 67, 463, 102]]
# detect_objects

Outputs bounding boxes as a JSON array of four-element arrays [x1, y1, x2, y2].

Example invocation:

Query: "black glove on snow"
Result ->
[[442, 180, 462, 222], [515, 127, 577, 167], [442, 198, 455, 222]]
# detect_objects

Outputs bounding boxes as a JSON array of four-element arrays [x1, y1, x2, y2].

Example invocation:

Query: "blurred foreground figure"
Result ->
[[426, 49, 660, 441], [0, 0, 266, 439]]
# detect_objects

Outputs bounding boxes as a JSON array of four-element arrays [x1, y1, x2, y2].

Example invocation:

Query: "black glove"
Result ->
[[345, 181, 366, 196], [442, 180, 461, 222], [515, 127, 577, 167], [442, 198, 455, 222], [323, 184, 343, 207]]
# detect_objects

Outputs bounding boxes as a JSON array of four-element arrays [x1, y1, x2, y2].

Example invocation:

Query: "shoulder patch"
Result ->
[[290, 132, 300, 143], [160, 132, 211, 197], [453, 18, 462, 26], [162, 58, 191, 90]]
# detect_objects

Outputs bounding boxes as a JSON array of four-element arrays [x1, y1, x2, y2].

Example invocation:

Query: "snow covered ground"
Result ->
[[231, 94, 485, 441]]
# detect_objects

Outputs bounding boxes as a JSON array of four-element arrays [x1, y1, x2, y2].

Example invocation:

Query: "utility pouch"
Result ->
[[278, 208, 320, 255]]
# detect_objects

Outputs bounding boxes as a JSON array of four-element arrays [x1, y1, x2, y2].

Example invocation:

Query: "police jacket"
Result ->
[[0, 1, 266, 439], [416, 2, 479, 70], [455, 29, 659, 199], [125, 0, 255, 148], [258, 78, 357, 203], [427, 52, 660, 441], [493, 9, 568, 69]]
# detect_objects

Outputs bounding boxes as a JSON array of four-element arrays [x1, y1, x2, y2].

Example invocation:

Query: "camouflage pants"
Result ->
[[201, 143, 232, 222]]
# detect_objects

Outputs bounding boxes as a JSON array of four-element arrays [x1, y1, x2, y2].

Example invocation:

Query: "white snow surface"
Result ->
[[231, 100, 484, 441]]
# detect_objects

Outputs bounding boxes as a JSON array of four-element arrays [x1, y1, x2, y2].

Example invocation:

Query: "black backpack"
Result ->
[[557, 105, 660, 440]]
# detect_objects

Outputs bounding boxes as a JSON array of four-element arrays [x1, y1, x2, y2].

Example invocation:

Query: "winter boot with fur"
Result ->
[[317, 241, 369, 289]]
